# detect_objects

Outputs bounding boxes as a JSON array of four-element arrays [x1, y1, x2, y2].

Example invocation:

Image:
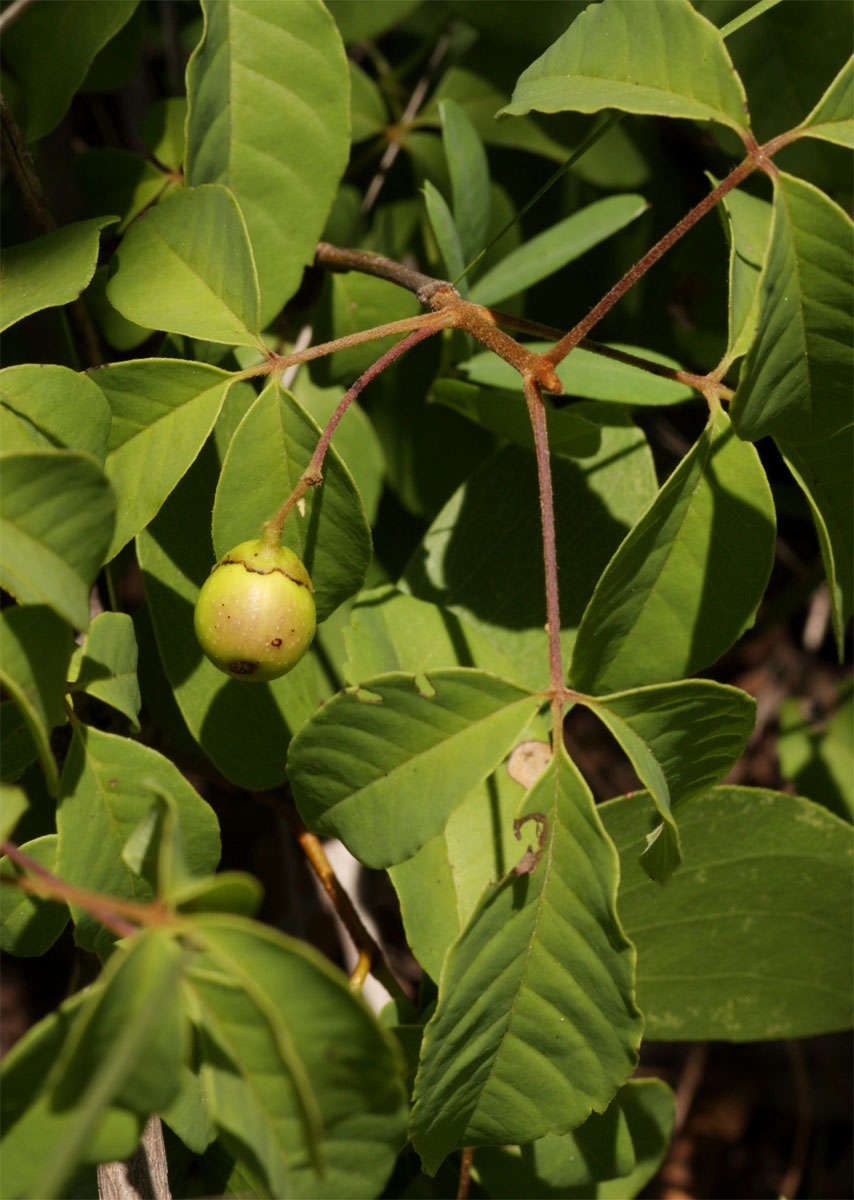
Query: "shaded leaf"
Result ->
[[584, 680, 756, 881], [0, 703, 39, 784], [797, 56, 853, 149], [440, 98, 491, 263], [349, 60, 388, 143], [719, 182, 773, 366], [1, 217, 118, 333], [730, 172, 853, 443], [0, 364, 111, 461], [604, 785, 854, 1039], [0, 835, 69, 957], [777, 686, 853, 822], [172, 872, 263, 918], [570, 407, 775, 694], [108, 185, 263, 347], [288, 670, 542, 868], [326, 0, 420, 42], [0, 605, 73, 796], [95, 358, 233, 557], [410, 747, 642, 1173], [423, 180, 467, 289], [68, 612, 141, 730], [503, 0, 751, 134], [141, 96, 188, 170], [212, 378, 372, 622], [74, 148, 173, 235], [469, 194, 647, 307], [185, 0, 350, 325], [0, 784, 29, 844], [323, 270, 420, 380]]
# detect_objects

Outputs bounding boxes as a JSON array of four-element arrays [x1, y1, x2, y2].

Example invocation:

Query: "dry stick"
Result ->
[[264, 322, 445, 541], [0, 0, 36, 34], [456, 1147, 474, 1200], [280, 806, 413, 1002]]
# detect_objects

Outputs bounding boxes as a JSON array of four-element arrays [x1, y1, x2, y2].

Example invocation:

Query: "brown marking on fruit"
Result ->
[[220, 557, 312, 588], [228, 660, 259, 675], [270, 637, 282, 647]]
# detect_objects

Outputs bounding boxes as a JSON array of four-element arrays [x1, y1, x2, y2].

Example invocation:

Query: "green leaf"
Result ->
[[439, 98, 491, 264], [2, 0, 138, 141], [0, 217, 118, 333], [570, 407, 775, 694], [349, 60, 388, 142], [84, 266, 153, 352], [74, 148, 173, 235], [584, 680, 756, 881], [172, 872, 263, 917], [730, 173, 853, 443], [138, 432, 326, 789], [503, 0, 751, 134], [68, 612, 141, 730], [212, 379, 371, 622], [288, 670, 542, 868], [797, 56, 853, 148], [0, 605, 73, 796], [409, 747, 642, 1173], [56, 726, 220, 958], [0, 784, 29, 844], [324, 272, 421, 380], [186, 914, 408, 1199], [1, 988, 142, 1200], [185, 0, 350, 325], [326, 0, 420, 42], [404, 423, 658, 691], [159, 1065, 215, 1155], [0, 450, 116, 631], [423, 180, 467, 289], [95, 358, 234, 557], [0, 364, 111, 461], [604, 785, 854, 1040], [469, 194, 648, 307], [0, 835, 69, 956], [431, 379, 602, 460], [107, 185, 263, 347], [779, 424, 853, 651], [460, 342, 695, 406], [473, 1078, 675, 1199], [719, 183, 773, 365], [141, 97, 188, 171], [777, 687, 853, 822], [0, 705, 38, 784]]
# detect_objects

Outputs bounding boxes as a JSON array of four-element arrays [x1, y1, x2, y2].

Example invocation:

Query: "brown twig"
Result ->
[[456, 1147, 473, 1200], [780, 1041, 812, 1200]]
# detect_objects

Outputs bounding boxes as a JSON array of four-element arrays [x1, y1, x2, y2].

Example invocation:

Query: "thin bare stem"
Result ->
[[264, 322, 443, 542], [279, 806, 413, 1002], [316, 242, 454, 302], [546, 153, 761, 366], [0, 0, 36, 34], [456, 1147, 473, 1200]]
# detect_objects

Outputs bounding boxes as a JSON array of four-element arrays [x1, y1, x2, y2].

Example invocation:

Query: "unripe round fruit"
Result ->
[[193, 539, 316, 681]]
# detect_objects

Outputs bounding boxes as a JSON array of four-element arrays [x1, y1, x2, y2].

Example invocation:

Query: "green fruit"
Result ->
[[193, 539, 316, 681]]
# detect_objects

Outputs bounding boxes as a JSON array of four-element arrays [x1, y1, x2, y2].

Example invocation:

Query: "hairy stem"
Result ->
[[316, 241, 454, 302]]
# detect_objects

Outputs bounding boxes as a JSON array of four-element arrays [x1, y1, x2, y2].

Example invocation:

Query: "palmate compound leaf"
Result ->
[[603, 786, 854, 1040], [502, 0, 752, 136], [212, 377, 372, 623], [570, 406, 775, 695], [582, 680, 756, 882], [185, 0, 350, 326], [93, 359, 236, 558], [409, 745, 642, 1173], [0, 450, 116, 631], [107, 185, 263, 348], [730, 172, 854, 444], [184, 914, 408, 1199], [288, 671, 543, 869], [56, 725, 220, 959]]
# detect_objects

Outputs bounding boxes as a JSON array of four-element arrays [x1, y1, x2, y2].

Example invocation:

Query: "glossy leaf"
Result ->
[[604, 786, 854, 1039], [570, 407, 775, 694], [584, 680, 756, 881], [212, 379, 372, 622], [95, 358, 233, 557], [0, 835, 68, 957], [410, 747, 642, 1172], [138, 431, 325, 789], [469, 194, 647, 307], [503, 0, 751, 134], [2, 0, 138, 141], [719, 183, 773, 366], [460, 342, 694, 406], [185, 0, 350, 325], [108, 185, 263, 347], [796, 54, 853, 149], [68, 611, 141, 730], [288, 670, 542, 868], [186, 914, 408, 1199], [0, 450, 116, 630], [474, 1078, 675, 1199], [423, 180, 467, 289], [440, 98, 491, 263], [730, 173, 853, 443], [404, 423, 658, 691], [0, 364, 111, 462], [780, 424, 853, 652], [56, 725, 220, 958], [0, 605, 73, 796], [1, 217, 118, 333]]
